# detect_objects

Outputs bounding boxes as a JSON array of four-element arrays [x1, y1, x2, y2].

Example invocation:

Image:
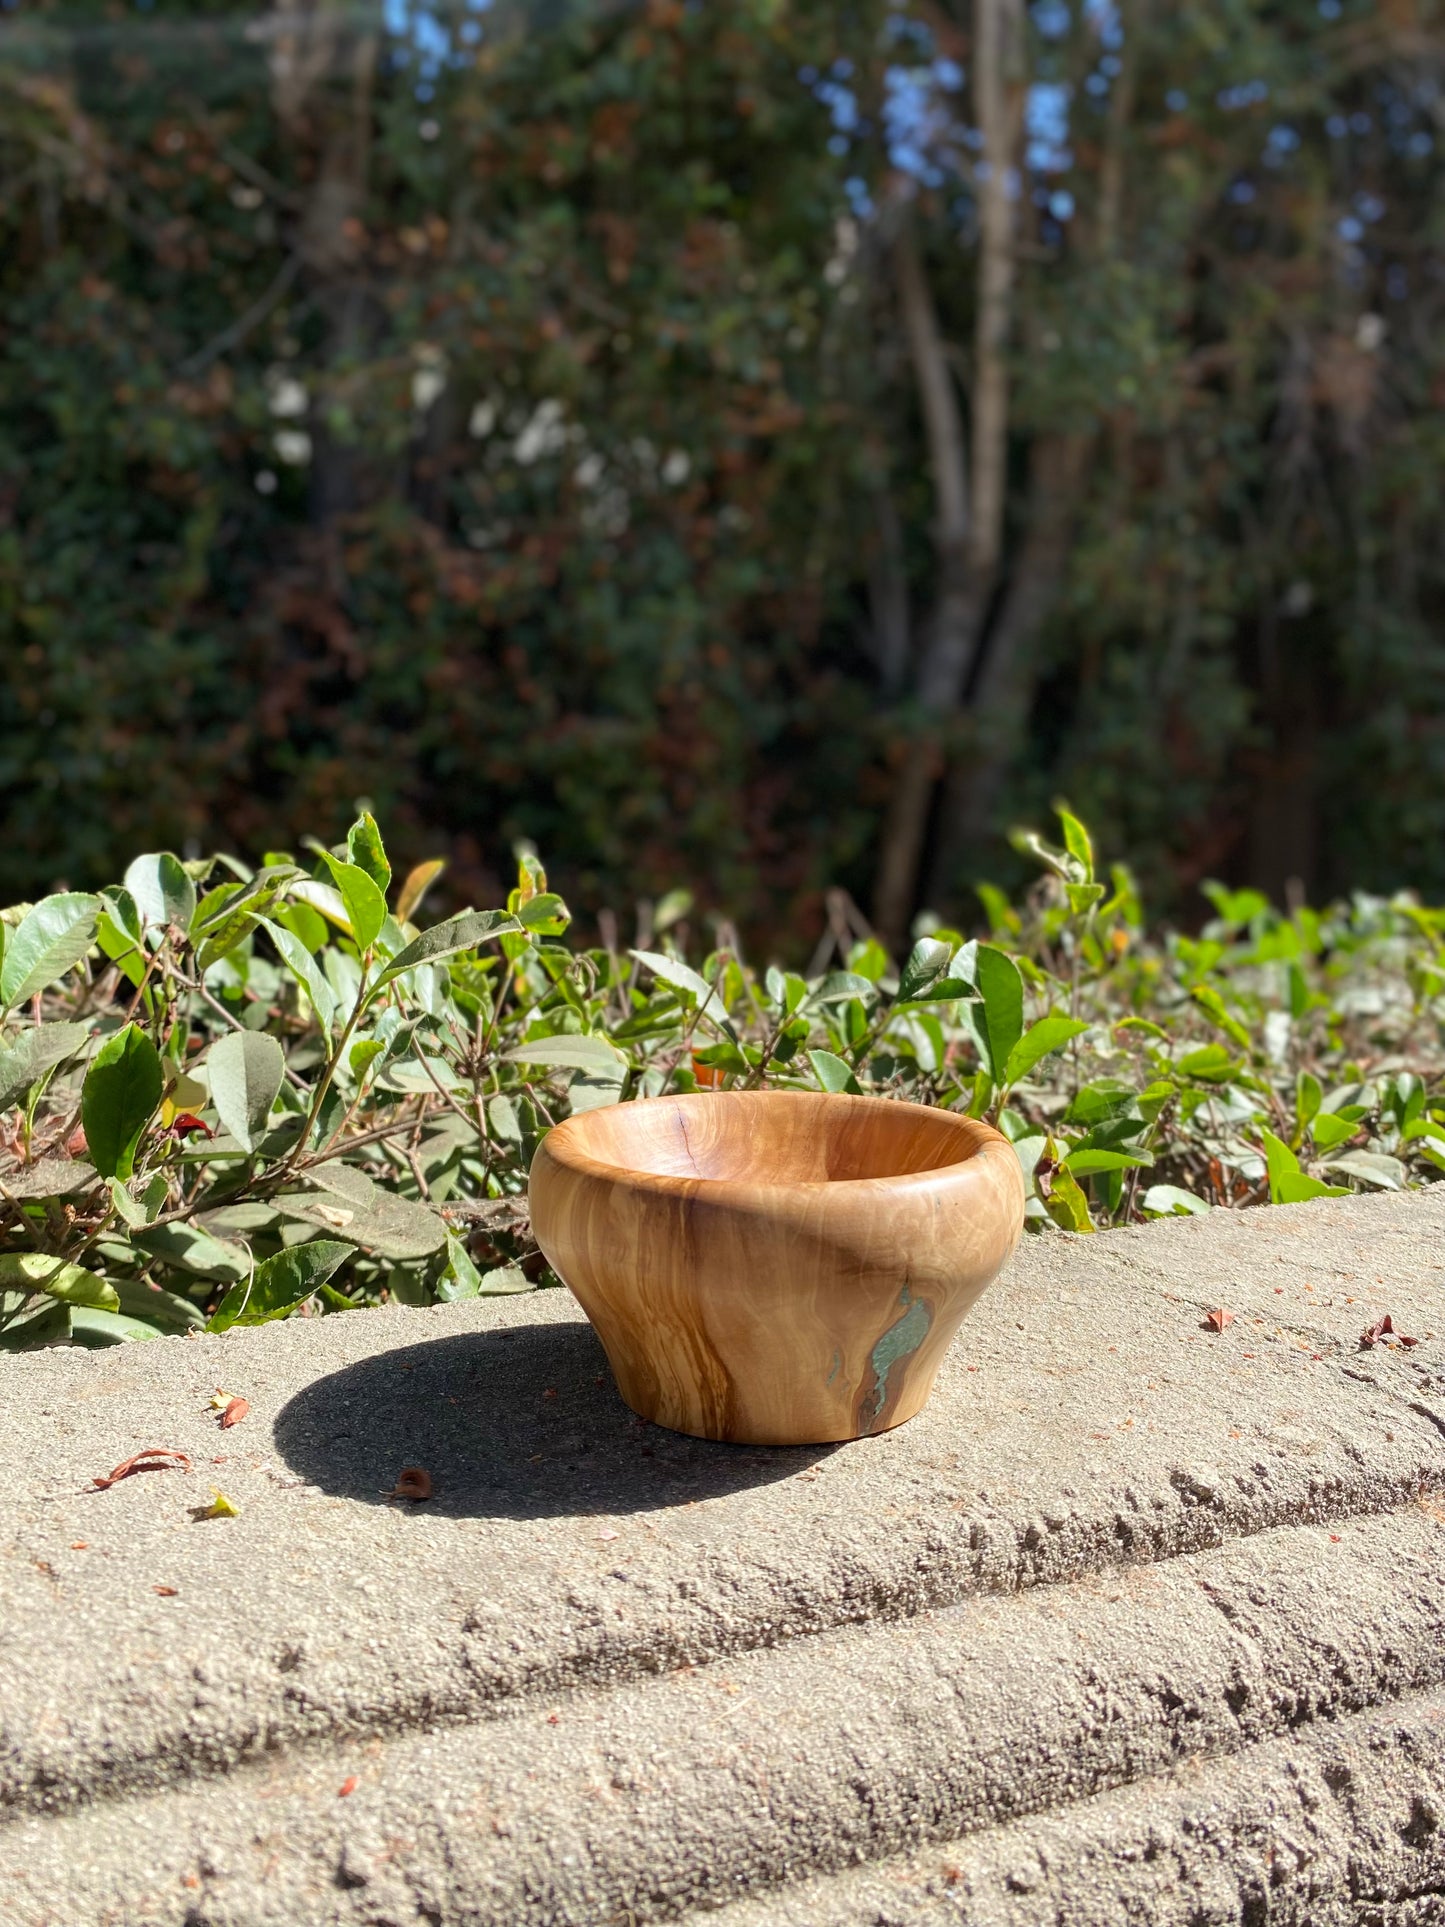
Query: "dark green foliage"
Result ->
[[1, 1, 1442, 934], [3, 808, 1445, 1354]]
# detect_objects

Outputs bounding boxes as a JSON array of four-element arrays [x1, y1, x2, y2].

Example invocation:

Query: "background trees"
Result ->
[[2, 0, 1442, 949]]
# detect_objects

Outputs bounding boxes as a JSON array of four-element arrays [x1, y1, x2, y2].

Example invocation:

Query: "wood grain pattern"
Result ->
[[529, 1091, 1025, 1445]]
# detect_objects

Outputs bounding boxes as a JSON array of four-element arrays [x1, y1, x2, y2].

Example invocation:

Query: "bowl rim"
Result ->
[[533, 1088, 1012, 1200]]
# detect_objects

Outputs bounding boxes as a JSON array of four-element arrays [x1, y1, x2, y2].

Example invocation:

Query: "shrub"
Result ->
[[1, 809, 1440, 1351]]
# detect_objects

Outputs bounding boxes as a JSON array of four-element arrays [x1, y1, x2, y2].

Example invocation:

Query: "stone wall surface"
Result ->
[[0, 1188, 1442, 1925]]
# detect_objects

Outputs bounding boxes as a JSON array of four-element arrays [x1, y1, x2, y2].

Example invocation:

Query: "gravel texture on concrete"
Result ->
[[0, 1188, 1442, 1924]]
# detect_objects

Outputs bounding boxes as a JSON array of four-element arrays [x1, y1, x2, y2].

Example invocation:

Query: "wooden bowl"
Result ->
[[528, 1090, 1025, 1446]]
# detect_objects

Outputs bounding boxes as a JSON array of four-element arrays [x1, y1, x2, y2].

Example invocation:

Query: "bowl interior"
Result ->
[[555, 1091, 979, 1186]]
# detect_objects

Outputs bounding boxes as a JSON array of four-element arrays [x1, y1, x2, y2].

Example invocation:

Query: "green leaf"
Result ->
[[1042, 1162, 1094, 1234], [0, 1298, 71, 1350], [394, 859, 447, 926], [966, 946, 1024, 1083], [0, 1253, 118, 1311], [1261, 1128, 1300, 1198], [321, 857, 388, 952], [630, 949, 732, 1031], [500, 1034, 628, 1075], [1065, 882, 1106, 917], [1059, 1147, 1152, 1175], [207, 1239, 352, 1331], [123, 853, 196, 935], [346, 813, 392, 895], [1261, 1129, 1348, 1204], [207, 1030, 285, 1153], [108, 1176, 150, 1229], [0, 894, 99, 1010], [1010, 1133, 1048, 1189], [274, 899, 330, 953], [651, 887, 692, 933], [896, 937, 952, 1003], [1056, 804, 1095, 879], [766, 966, 808, 1016], [1296, 1071, 1323, 1133], [847, 938, 890, 984], [349, 1037, 386, 1079], [1002, 1015, 1088, 1087], [102, 1277, 198, 1331], [0, 1020, 91, 1111], [1190, 984, 1253, 1050], [1175, 1043, 1238, 1084], [82, 1023, 163, 1180], [68, 1307, 163, 1347], [374, 909, 521, 988], [808, 1048, 862, 1095], [435, 1232, 483, 1301], [191, 868, 296, 973], [134, 1221, 251, 1283], [478, 1263, 533, 1294], [0, 1157, 98, 1199], [909, 976, 975, 1003], [806, 971, 878, 1007], [1321, 1150, 1406, 1191], [1276, 1171, 1351, 1204], [277, 1163, 448, 1259], [96, 889, 147, 989], [1140, 1184, 1211, 1217], [518, 892, 571, 934], [1115, 1016, 1168, 1040], [1062, 1080, 1138, 1126], [1286, 961, 1309, 1019], [260, 917, 338, 1032]]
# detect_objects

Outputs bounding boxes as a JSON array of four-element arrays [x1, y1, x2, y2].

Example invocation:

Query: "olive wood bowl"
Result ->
[[528, 1090, 1025, 1446]]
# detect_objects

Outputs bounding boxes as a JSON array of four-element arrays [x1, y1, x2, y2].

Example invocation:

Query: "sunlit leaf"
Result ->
[[82, 1023, 163, 1180], [0, 895, 99, 1011]]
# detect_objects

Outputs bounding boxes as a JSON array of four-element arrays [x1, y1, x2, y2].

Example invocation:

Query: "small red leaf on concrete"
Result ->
[[154, 1585, 178, 1596], [1360, 1314, 1419, 1350], [92, 1449, 192, 1490], [219, 1397, 250, 1430], [384, 1467, 433, 1501], [1203, 1309, 1235, 1333], [338, 1777, 358, 1798]]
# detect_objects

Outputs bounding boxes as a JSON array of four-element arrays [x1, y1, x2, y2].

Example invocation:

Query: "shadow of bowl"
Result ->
[[273, 1320, 835, 1520]]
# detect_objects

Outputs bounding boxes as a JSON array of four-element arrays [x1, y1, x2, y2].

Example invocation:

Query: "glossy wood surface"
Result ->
[[529, 1090, 1025, 1445]]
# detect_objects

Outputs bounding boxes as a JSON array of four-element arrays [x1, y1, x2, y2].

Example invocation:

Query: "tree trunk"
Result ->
[[268, 1, 378, 528], [865, 475, 912, 700], [872, 0, 1025, 950], [927, 431, 1091, 899], [920, 1, 1146, 908]]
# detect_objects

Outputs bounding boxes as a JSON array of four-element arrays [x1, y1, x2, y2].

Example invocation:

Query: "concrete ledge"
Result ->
[[701, 1686, 1445, 1927], [1, 1190, 1442, 1922]]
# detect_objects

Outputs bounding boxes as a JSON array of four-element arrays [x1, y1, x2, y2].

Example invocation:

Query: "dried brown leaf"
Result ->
[[91, 1449, 192, 1491], [1361, 1312, 1421, 1349], [384, 1466, 433, 1501]]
